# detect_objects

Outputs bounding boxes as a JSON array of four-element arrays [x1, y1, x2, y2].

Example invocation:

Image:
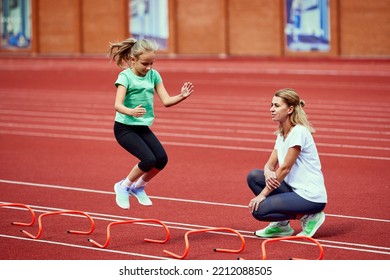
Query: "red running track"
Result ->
[[0, 56, 389, 260]]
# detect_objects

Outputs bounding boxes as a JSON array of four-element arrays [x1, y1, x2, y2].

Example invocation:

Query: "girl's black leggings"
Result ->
[[114, 122, 168, 172]]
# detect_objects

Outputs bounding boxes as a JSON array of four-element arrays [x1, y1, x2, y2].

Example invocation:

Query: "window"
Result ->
[[1, 0, 31, 49]]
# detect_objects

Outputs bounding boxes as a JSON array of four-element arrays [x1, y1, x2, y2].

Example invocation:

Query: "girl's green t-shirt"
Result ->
[[114, 68, 162, 126]]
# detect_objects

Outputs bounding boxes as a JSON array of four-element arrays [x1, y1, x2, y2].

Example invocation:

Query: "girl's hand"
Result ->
[[132, 104, 146, 118], [180, 82, 194, 98], [249, 195, 266, 213]]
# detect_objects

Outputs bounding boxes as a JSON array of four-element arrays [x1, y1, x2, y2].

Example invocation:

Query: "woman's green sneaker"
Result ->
[[297, 212, 325, 237], [254, 221, 294, 238]]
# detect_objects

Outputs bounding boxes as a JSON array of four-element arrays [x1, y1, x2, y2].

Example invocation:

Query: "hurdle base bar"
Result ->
[[0, 203, 36, 226], [88, 219, 170, 249], [21, 210, 95, 239], [163, 227, 246, 260]]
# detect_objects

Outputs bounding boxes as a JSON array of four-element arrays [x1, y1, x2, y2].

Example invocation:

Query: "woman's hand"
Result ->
[[180, 82, 194, 98], [266, 177, 280, 190], [249, 194, 266, 213], [265, 171, 280, 190]]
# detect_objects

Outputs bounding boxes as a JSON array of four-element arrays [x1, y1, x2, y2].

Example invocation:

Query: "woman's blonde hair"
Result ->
[[274, 88, 315, 135], [108, 38, 158, 68]]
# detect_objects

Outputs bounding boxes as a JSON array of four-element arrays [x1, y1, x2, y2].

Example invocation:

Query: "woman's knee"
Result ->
[[247, 169, 265, 192], [247, 169, 264, 181]]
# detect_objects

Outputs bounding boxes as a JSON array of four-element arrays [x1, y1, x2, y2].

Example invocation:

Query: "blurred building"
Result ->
[[0, 0, 389, 58]]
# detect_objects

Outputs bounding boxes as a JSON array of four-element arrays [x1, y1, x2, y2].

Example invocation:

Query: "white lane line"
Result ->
[[0, 234, 170, 260], [1, 180, 389, 223], [0, 130, 389, 160]]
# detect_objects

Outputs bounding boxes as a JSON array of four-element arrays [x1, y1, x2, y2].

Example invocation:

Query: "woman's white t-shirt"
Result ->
[[274, 125, 327, 203]]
